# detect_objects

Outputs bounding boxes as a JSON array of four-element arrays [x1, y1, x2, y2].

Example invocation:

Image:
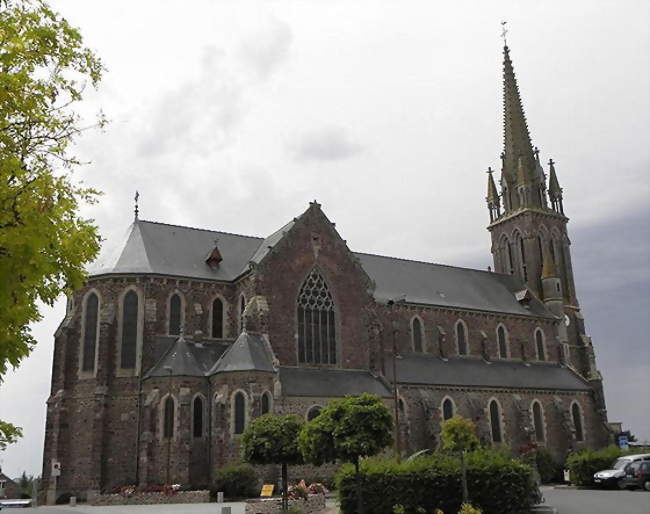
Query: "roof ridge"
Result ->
[[354, 250, 508, 277], [138, 219, 264, 241]]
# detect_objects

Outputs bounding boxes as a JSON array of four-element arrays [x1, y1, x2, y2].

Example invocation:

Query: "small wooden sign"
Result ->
[[260, 484, 274, 497]]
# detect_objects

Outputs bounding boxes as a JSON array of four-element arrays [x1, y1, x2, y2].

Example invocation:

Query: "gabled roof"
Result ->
[[386, 353, 590, 391], [208, 332, 275, 374], [356, 253, 550, 317], [279, 367, 392, 398], [88, 214, 552, 318]]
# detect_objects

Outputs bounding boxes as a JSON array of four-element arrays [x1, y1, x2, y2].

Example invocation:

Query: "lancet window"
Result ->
[[297, 269, 336, 365]]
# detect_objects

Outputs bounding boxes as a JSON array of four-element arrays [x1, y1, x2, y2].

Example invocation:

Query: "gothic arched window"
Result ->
[[532, 401, 545, 442], [233, 391, 246, 435], [519, 236, 528, 282], [489, 399, 502, 443], [306, 405, 322, 421], [456, 320, 468, 356], [572, 402, 584, 442], [535, 329, 546, 361], [193, 396, 204, 438], [163, 396, 175, 439], [82, 292, 99, 372], [121, 290, 139, 369], [297, 269, 336, 365], [261, 391, 272, 415], [239, 294, 246, 333], [442, 398, 454, 421], [169, 293, 182, 336], [211, 298, 224, 338], [412, 317, 423, 353], [497, 325, 508, 359]]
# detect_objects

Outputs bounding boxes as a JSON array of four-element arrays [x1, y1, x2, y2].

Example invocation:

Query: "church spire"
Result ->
[[547, 158, 564, 214], [502, 45, 536, 187], [486, 167, 500, 222]]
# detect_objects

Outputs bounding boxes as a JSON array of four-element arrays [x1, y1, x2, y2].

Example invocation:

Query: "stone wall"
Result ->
[[245, 494, 325, 514], [92, 490, 209, 506]]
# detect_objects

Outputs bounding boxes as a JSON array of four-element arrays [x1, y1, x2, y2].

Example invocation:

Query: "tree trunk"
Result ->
[[355, 457, 364, 514], [461, 450, 469, 505], [282, 462, 288, 512]]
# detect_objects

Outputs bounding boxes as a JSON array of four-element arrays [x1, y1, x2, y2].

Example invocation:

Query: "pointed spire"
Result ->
[[547, 159, 562, 198], [502, 45, 537, 187], [486, 167, 501, 222], [547, 158, 564, 214], [486, 167, 500, 204]]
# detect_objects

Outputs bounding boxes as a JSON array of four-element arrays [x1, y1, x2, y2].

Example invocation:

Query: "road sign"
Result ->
[[618, 435, 629, 450]]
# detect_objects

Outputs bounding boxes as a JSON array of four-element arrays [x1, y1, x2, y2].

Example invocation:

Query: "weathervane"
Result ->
[[501, 20, 508, 46], [134, 190, 140, 220]]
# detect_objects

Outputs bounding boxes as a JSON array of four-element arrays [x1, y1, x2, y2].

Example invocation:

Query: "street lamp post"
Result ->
[[387, 297, 404, 463]]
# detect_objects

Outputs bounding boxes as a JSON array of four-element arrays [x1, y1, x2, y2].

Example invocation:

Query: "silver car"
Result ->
[[594, 453, 650, 488]]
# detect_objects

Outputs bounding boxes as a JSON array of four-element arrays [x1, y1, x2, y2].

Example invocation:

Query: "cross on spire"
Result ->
[[501, 20, 508, 46], [134, 191, 140, 220]]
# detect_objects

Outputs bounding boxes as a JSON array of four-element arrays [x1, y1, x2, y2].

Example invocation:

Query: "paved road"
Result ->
[[541, 485, 649, 514]]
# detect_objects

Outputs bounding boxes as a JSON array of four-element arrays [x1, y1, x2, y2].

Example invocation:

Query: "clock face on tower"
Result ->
[[564, 314, 571, 327]]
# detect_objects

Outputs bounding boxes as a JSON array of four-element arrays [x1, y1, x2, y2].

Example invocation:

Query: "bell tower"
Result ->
[[485, 43, 606, 401]]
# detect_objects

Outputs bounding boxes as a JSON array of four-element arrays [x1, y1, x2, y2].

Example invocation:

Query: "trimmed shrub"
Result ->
[[336, 450, 533, 514], [535, 448, 563, 484], [213, 463, 258, 499], [566, 446, 621, 486], [565, 446, 650, 486]]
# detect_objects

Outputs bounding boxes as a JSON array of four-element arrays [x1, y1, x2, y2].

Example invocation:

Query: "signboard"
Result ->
[[260, 484, 274, 497], [51, 461, 61, 477], [618, 435, 629, 450]]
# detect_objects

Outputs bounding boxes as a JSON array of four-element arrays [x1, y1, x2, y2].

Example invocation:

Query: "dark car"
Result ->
[[619, 460, 650, 491]]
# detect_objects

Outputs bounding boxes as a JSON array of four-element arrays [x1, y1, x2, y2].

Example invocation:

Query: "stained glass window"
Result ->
[[297, 270, 336, 365], [212, 298, 224, 338], [169, 294, 181, 336], [121, 290, 138, 369]]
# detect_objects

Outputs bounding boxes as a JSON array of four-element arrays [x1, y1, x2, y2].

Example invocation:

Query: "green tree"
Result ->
[[0, 0, 104, 448], [0, 419, 22, 450], [440, 416, 479, 505], [299, 393, 393, 514], [241, 414, 304, 511]]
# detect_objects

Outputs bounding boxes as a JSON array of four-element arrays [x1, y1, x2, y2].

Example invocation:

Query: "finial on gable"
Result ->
[[500, 20, 508, 48], [134, 190, 140, 220]]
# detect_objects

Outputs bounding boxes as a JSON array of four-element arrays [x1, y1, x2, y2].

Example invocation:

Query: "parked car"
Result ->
[[618, 460, 650, 491], [593, 453, 650, 488]]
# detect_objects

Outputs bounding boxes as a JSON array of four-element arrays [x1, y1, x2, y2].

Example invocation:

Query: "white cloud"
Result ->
[[289, 126, 363, 162]]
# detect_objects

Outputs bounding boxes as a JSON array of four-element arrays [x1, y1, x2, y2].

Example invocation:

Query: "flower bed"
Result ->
[[245, 493, 325, 514], [92, 489, 209, 506]]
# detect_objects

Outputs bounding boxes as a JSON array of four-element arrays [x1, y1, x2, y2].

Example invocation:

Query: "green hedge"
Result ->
[[213, 463, 259, 499], [566, 446, 650, 486], [336, 450, 534, 514]]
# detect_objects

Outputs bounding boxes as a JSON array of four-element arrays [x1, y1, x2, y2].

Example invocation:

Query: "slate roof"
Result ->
[[279, 367, 393, 398], [385, 353, 590, 391], [356, 252, 549, 317], [146, 336, 205, 378], [208, 332, 275, 374], [89, 220, 263, 281], [89, 217, 551, 317]]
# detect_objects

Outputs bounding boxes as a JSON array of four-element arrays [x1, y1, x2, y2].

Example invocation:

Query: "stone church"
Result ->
[[42, 45, 611, 499]]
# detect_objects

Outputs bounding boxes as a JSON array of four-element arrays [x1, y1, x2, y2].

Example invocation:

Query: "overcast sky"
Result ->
[[0, 0, 648, 478]]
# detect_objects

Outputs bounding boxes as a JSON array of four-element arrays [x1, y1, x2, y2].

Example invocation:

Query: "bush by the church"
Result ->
[[535, 448, 564, 484], [336, 449, 533, 514], [212, 463, 258, 499], [565, 445, 621, 486], [564, 445, 650, 486]]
